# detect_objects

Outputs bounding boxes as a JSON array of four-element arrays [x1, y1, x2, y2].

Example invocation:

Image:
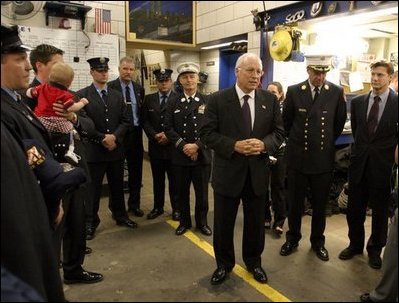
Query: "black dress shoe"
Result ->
[[368, 255, 382, 269], [360, 293, 374, 302], [198, 225, 212, 236], [248, 267, 268, 283], [116, 218, 138, 229], [339, 247, 363, 260], [64, 271, 103, 284], [313, 246, 329, 261], [172, 210, 181, 221], [175, 225, 189, 236], [210, 267, 231, 285], [129, 208, 144, 217], [86, 227, 96, 241], [280, 241, 298, 256], [147, 208, 164, 220], [85, 247, 92, 254]]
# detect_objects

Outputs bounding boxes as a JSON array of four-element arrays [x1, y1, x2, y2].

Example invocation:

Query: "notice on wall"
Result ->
[[19, 25, 120, 92]]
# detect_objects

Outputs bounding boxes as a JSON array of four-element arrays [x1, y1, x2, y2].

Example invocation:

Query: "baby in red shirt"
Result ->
[[26, 62, 89, 165]]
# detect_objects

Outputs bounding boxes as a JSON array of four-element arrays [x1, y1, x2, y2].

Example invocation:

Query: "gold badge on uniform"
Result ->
[[301, 85, 307, 90], [324, 84, 329, 90], [198, 104, 206, 114], [194, 97, 200, 102]]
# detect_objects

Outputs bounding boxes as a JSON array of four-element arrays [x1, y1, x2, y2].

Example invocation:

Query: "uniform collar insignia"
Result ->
[[301, 85, 307, 90], [324, 84, 329, 90]]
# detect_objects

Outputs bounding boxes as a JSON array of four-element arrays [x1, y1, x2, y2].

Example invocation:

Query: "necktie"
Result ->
[[313, 87, 319, 101], [160, 94, 167, 110], [242, 95, 251, 137], [125, 86, 131, 103], [101, 90, 107, 104], [367, 96, 380, 136]]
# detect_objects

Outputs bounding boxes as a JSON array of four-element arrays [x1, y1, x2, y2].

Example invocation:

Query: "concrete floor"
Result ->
[[63, 159, 381, 302]]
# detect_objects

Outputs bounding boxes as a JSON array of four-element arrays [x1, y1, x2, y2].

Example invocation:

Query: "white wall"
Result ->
[[1, 0, 298, 92]]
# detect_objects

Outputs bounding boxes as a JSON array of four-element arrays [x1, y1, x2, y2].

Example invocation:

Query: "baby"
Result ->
[[26, 62, 89, 165]]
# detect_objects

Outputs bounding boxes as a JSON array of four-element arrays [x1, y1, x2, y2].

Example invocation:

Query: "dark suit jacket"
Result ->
[[200, 87, 284, 197], [76, 84, 130, 162], [108, 78, 145, 128], [349, 89, 398, 187], [142, 91, 177, 159], [283, 80, 347, 174]]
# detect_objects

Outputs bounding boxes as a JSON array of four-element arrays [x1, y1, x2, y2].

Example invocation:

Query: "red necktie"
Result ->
[[367, 96, 380, 136], [242, 95, 251, 137]]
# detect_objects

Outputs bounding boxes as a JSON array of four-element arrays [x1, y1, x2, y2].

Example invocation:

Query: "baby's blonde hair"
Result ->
[[49, 62, 74, 87]]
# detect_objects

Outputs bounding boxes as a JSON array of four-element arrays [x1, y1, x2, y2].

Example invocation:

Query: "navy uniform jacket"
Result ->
[[349, 90, 398, 187], [1, 111, 65, 302], [283, 80, 347, 174], [76, 84, 130, 162], [164, 92, 211, 166], [200, 87, 284, 197], [142, 91, 177, 159]]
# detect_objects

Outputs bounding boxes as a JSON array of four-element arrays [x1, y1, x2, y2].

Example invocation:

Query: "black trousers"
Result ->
[[213, 174, 266, 271], [347, 163, 390, 255], [61, 187, 86, 275], [86, 160, 127, 227], [149, 157, 178, 211], [125, 127, 144, 210], [265, 155, 287, 228], [175, 164, 210, 228], [286, 169, 332, 247]]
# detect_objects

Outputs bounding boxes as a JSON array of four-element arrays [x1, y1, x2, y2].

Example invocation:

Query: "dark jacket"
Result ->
[[1, 116, 65, 301], [108, 78, 145, 128], [349, 89, 398, 187], [165, 92, 211, 166], [142, 91, 177, 159], [76, 84, 130, 162], [200, 87, 284, 197], [283, 80, 347, 174]]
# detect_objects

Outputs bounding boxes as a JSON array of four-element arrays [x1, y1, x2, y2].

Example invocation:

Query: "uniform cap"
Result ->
[[1, 24, 32, 54], [87, 57, 109, 71], [176, 62, 200, 75], [153, 68, 173, 81], [305, 55, 333, 72]]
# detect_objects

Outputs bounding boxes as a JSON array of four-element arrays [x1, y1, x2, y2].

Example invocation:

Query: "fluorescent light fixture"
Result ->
[[201, 40, 248, 50]]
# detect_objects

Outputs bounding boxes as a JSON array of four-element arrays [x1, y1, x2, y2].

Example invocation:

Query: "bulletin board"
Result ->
[[19, 25, 120, 92]]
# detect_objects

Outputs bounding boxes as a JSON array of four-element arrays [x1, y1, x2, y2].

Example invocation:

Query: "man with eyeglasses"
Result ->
[[280, 55, 346, 262], [201, 53, 284, 285]]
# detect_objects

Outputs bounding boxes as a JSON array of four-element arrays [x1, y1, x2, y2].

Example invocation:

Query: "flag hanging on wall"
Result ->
[[95, 8, 111, 34]]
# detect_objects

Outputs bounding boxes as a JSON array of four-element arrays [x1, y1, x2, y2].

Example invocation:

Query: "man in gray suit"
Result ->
[[201, 53, 284, 285]]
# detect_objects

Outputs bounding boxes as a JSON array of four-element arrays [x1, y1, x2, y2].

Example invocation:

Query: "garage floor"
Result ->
[[63, 159, 381, 302]]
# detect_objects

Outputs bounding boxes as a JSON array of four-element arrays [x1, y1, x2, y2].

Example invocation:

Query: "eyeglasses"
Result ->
[[239, 67, 263, 76]]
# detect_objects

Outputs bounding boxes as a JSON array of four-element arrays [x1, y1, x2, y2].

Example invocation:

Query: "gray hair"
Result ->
[[119, 56, 135, 66], [235, 53, 262, 70]]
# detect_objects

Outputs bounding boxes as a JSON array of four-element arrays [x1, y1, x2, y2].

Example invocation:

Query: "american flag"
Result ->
[[95, 8, 111, 34]]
